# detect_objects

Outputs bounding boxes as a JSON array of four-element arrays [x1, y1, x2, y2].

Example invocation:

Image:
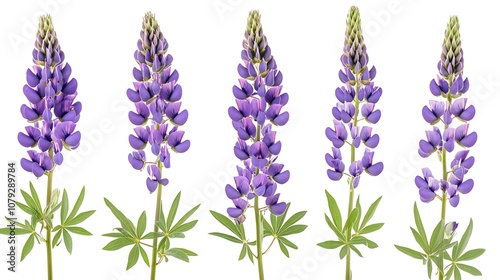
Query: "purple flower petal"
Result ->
[[173, 110, 188, 125], [53, 152, 63, 165], [227, 208, 243, 218], [64, 131, 81, 148], [419, 187, 436, 202], [366, 162, 383, 176], [270, 202, 286, 216], [327, 169, 343, 181], [18, 132, 36, 147], [449, 195, 459, 207], [225, 184, 241, 199], [23, 85, 41, 104], [274, 170, 290, 184], [459, 132, 477, 148], [458, 179, 473, 194], [429, 79, 442, 96], [173, 140, 190, 153]]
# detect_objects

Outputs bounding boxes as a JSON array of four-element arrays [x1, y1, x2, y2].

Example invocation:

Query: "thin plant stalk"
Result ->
[[46, 149, 54, 280], [254, 196, 265, 280], [150, 161, 163, 280]]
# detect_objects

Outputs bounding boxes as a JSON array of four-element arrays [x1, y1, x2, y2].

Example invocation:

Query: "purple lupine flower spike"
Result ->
[[127, 12, 189, 192], [321, 7, 385, 278], [325, 6, 383, 188], [416, 16, 476, 207], [18, 15, 81, 177], [224, 10, 290, 221]]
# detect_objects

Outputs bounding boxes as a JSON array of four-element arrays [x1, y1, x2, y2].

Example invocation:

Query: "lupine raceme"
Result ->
[[395, 16, 484, 280], [103, 12, 199, 279], [318, 6, 384, 280], [210, 10, 307, 280], [1, 15, 95, 280]]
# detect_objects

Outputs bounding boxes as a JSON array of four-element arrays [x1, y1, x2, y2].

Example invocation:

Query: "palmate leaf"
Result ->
[[209, 232, 243, 244], [278, 239, 290, 257], [0, 225, 32, 235], [445, 218, 485, 278], [63, 229, 73, 254], [103, 237, 135, 251], [166, 192, 181, 231], [343, 208, 359, 233], [262, 216, 273, 236], [159, 192, 200, 239], [457, 249, 485, 262], [413, 203, 429, 250], [103, 198, 136, 237], [359, 196, 382, 230], [278, 208, 306, 234], [359, 223, 384, 234], [61, 189, 69, 222], [165, 248, 190, 262], [139, 245, 150, 267], [353, 196, 362, 232], [65, 210, 96, 227], [21, 234, 36, 261], [136, 211, 147, 238], [28, 182, 43, 217], [238, 243, 247, 260], [394, 245, 425, 260], [209, 210, 251, 261], [278, 225, 307, 237], [51, 186, 94, 254], [210, 210, 242, 238], [272, 203, 307, 257], [66, 226, 92, 236], [127, 244, 140, 270], [429, 220, 444, 253], [324, 214, 345, 241], [454, 218, 473, 259], [349, 244, 363, 258], [456, 263, 482, 276], [350, 236, 378, 249], [325, 190, 342, 230], [317, 240, 343, 250]]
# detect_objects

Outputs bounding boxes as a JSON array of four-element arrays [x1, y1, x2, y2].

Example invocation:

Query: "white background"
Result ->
[[0, 0, 498, 279]]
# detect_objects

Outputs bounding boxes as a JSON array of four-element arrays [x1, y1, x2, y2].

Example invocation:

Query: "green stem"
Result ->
[[253, 123, 265, 280], [439, 151, 447, 280], [438, 77, 453, 280], [46, 149, 54, 280], [150, 161, 163, 280], [254, 196, 265, 280], [345, 74, 361, 280]]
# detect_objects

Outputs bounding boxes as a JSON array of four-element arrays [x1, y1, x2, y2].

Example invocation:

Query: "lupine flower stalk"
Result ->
[[211, 10, 307, 280], [103, 12, 198, 279], [417, 16, 477, 279], [3, 14, 95, 280], [319, 7, 384, 280], [396, 16, 484, 279]]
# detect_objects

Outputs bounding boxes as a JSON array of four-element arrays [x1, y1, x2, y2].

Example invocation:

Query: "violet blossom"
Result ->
[[18, 15, 81, 176], [325, 6, 383, 189], [225, 10, 289, 222], [415, 16, 476, 207], [126, 12, 190, 193]]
